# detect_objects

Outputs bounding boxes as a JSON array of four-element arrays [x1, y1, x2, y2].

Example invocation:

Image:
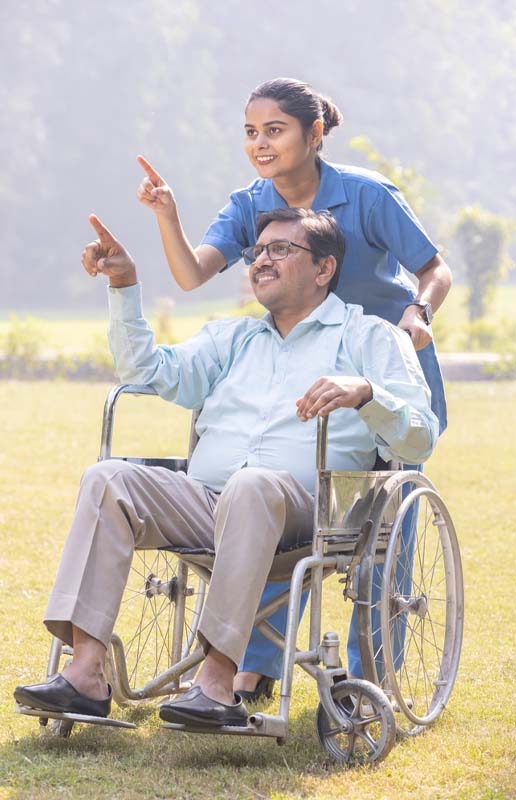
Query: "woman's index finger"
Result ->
[[136, 154, 163, 186], [88, 214, 117, 245]]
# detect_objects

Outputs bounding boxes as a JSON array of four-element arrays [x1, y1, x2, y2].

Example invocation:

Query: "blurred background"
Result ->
[[1, 0, 515, 379], [1, 0, 515, 314]]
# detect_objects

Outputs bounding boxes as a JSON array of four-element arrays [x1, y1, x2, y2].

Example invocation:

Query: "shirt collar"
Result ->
[[261, 292, 346, 333], [253, 159, 349, 213]]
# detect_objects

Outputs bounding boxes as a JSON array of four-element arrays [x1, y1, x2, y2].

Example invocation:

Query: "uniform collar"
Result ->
[[253, 159, 349, 213]]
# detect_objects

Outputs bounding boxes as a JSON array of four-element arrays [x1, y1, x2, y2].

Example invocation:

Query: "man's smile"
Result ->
[[252, 266, 279, 284]]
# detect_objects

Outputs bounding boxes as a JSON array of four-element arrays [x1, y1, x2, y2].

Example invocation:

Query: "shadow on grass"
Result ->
[[2, 706, 363, 798]]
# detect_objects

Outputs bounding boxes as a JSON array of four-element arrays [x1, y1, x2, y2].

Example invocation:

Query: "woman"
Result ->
[[136, 77, 451, 698]]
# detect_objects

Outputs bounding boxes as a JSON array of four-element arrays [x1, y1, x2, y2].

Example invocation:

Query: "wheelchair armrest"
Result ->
[[99, 384, 158, 460]]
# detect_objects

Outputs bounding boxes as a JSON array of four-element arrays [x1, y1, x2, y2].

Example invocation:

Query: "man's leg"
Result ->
[[16, 461, 217, 713], [198, 467, 313, 671], [235, 584, 310, 693], [163, 467, 313, 722]]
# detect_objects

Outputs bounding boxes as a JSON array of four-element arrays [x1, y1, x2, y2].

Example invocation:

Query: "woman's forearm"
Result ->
[[156, 208, 225, 290], [414, 253, 453, 312]]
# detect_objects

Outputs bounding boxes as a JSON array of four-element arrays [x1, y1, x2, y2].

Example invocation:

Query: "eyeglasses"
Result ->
[[241, 239, 313, 266]]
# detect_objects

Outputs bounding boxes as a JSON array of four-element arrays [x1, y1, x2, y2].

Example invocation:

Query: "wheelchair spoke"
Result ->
[[112, 549, 206, 696]]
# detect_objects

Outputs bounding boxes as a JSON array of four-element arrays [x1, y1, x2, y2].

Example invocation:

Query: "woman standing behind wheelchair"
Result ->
[[135, 77, 452, 698]]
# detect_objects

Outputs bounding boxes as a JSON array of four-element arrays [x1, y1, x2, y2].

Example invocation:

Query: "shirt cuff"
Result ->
[[356, 381, 402, 427], [108, 282, 143, 321]]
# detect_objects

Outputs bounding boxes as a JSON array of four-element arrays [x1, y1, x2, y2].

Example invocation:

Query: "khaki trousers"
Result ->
[[44, 460, 314, 667]]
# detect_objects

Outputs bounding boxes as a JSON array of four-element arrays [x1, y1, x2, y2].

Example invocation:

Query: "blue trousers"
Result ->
[[239, 464, 421, 679]]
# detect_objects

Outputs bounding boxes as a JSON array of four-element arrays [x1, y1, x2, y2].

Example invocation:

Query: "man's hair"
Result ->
[[255, 208, 345, 293]]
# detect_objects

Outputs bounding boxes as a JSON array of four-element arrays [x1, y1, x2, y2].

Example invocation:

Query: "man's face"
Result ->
[[250, 220, 328, 315]]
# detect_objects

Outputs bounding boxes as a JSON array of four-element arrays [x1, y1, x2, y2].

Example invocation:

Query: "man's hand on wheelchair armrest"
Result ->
[[82, 214, 138, 289], [296, 376, 372, 421]]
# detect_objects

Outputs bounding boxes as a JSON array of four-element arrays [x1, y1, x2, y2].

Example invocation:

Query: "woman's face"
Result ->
[[244, 98, 319, 180]]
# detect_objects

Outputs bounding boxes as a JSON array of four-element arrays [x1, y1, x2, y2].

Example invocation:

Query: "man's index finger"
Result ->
[[88, 214, 117, 245]]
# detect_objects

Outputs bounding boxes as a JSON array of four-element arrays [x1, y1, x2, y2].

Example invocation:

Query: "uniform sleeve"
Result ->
[[108, 283, 225, 408], [354, 319, 439, 464], [201, 193, 251, 268], [365, 183, 438, 273]]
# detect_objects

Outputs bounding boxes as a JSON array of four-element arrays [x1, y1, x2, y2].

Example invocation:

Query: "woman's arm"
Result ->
[[156, 209, 227, 290], [137, 155, 226, 290], [398, 253, 453, 350]]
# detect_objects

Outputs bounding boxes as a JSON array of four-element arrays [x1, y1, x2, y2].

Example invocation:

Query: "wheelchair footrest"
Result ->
[[162, 721, 278, 737], [14, 703, 137, 729]]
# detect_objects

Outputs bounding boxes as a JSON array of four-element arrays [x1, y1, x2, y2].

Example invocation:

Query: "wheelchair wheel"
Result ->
[[357, 471, 429, 688], [380, 486, 464, 732], [316, 679, 396, 765], [109, 550, 206, 705]]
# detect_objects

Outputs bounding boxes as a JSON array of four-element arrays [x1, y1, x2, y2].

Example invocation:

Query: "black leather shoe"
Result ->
[[160, 686, 248, 727], [14, 673, 112, 718], [237, 675, 276, 703]]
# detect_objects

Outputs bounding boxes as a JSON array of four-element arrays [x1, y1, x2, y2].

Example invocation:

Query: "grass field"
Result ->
[[0, 381, 515, 799]]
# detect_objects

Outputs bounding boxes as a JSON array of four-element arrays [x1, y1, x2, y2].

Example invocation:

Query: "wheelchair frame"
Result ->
[[20, 383, 464, 765]]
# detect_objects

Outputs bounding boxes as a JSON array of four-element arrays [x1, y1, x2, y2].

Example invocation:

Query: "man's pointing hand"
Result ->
[[82, 214, 138, 288]]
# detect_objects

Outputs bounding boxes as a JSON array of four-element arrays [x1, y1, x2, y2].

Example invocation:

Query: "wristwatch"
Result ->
[[405, 301, 433, 325]]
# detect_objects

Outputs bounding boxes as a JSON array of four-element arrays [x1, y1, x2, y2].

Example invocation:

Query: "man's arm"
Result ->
[[296, 320, 439, 465], [82, 215, 224, 406]]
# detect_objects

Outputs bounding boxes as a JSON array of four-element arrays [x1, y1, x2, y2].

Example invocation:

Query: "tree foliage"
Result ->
[[1, 0, 516, 308], [453, 206, 515, 319]]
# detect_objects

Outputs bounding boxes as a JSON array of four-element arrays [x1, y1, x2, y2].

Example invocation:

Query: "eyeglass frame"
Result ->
[[241, 239, 314, 266]]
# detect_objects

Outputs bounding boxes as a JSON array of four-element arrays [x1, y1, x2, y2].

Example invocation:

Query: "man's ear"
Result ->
[[315, 255, 337, 288]]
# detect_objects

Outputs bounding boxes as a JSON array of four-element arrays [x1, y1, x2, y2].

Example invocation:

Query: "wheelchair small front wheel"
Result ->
[[316, 679, 396, 765], [42, 718, 74, 738]]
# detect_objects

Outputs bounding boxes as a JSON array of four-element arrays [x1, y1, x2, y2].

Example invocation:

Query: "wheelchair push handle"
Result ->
[[316, 415, 329, 472]]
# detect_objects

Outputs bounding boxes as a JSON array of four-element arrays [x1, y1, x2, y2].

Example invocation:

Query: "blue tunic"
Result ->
[[202, 159, 447, 432]]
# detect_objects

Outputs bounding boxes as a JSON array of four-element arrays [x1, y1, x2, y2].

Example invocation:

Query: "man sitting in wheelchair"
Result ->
[[15, 207, 438, 728]]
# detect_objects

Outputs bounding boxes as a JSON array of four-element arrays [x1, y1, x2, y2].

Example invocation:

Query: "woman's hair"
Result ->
[[246, 78, 342, 151], [256, 207, 345, 293]]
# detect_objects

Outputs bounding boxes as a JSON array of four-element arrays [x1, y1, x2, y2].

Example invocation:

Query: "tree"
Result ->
[[348, 136, 429, 217], [453, 206, 515, 320]]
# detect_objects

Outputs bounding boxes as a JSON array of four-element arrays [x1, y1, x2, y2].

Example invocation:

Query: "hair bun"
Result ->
[[320, 96, 343, 135]]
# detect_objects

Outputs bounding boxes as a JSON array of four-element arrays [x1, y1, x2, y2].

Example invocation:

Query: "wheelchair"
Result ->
[[17, 383, 464, 765]]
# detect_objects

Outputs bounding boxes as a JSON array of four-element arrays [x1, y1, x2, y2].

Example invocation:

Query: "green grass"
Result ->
[[0, 381, 515, 799]]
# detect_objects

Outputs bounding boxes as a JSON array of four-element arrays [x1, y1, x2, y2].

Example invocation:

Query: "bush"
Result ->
[[483, 318, 516, 379], [0, 314, 45, 359], [461, 319, 499, 351]]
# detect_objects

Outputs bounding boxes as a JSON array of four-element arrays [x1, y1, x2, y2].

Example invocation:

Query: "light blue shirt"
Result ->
[[108, 285, 438, 495], [201, 159, 447, 433]]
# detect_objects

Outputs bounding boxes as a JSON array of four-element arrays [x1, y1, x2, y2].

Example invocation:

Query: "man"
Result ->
[[15, 208, 438, 728]]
